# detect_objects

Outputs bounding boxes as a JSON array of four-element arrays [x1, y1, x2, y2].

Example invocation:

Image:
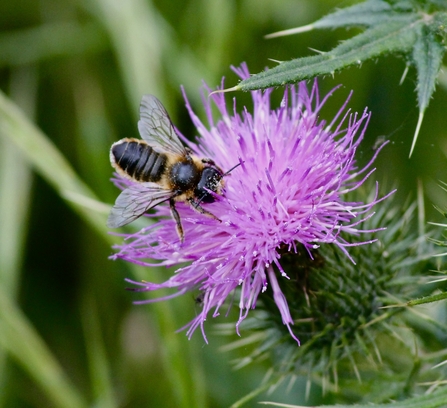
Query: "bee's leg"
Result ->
[[169, 198, 184, 242], [188, 198, 222, 222]]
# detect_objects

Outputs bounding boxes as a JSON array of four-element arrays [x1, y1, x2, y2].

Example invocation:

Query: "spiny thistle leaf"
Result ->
[[406, 291, 447, 306], [234, 17, 418, 91], [260, 382, 447, 407], [438, 180, 447, 195], [413, 24, 446, 115], [429, 184, 447, 246], [231, 0, 447, 156], [409, 23, 446, 156], [313, 0, 401, 28], [265, 0, 410, 37]]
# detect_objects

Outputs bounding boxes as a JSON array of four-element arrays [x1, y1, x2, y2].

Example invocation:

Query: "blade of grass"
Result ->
[[0, 21, 108, 67], [72, 70, 206, 407], [86, 0, 167, 116], [0, 285, 89, 408], [0, 67, 36, 407], [260, 383, 447, 407], [0, 86, 206, 408], [0, 86, 113, 405], [0, 68, 35, 293], [128, 263, 208, 408], [80, 2, 208, 405], [0, 140, 31, 288], [84, 0, 213, 113], [0, 88, 111, 244], [81, 293, 117, 408]]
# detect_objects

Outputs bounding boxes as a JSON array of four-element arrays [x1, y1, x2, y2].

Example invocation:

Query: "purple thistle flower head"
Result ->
[[110, 63, 392, 344]]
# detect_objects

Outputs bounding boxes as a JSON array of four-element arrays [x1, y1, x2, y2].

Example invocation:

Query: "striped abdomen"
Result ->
[[111, 139, 167, 182]]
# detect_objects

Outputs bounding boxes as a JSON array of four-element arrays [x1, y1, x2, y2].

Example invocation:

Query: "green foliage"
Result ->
[[222, 191, 447, 406], [0, 0, 446, 407], [0, 285, 89, 408], [232, 0, 447, 156], [262, 383, 447, 407]]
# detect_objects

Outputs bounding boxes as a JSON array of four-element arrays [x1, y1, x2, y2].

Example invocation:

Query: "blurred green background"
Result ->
[[0, 0, 446, 407]]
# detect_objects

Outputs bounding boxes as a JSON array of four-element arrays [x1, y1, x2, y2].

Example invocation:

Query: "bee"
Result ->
[[107, 94, 237, 242]]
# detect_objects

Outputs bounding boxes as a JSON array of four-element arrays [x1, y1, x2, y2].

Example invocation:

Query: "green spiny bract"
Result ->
[[226, 190, 447, 402]]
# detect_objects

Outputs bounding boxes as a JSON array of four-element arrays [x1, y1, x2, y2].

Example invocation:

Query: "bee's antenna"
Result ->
[[223, 160, 244, 177]]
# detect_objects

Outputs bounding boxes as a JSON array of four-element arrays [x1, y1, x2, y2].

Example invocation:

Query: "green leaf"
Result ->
[[0, 87, 206, 408], [305, 0, 399, 30], [232, 2, 447, 156], [81, 294, 117, 408], [407, 291, 447, 306], [0, 21, 108, 67], [265, 0, 405, 38], [85, 0, 168, 117], [259, 384, 447, 407], [234, 17, 418, 91], [0, 286, 89, 408], [409, 20, 446, 156], [0, 68, 36, 407], [0, 88, 111, 244], [0, 84, 107, 408]]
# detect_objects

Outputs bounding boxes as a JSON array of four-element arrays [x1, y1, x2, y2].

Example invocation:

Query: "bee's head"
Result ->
[[195, 161, 242, 203], [195, 166, 224, 203]]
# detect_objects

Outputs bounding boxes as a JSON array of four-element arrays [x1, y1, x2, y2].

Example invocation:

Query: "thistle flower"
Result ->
[[110, 63, 393, 344], [219, 195, 447, 403]]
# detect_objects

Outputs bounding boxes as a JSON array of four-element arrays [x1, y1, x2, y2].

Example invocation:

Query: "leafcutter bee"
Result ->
[[107, 94, 237, 242]]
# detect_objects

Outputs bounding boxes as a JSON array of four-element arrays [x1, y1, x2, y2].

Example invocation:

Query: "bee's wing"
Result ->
[[107, 182, 173, 228], [138, 95, 187, 156]]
